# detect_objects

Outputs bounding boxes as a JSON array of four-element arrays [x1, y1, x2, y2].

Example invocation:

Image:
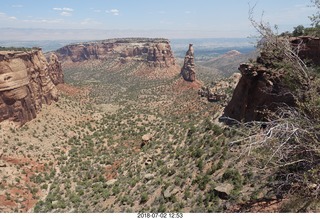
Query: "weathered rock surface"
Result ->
[[141, 134, 152, 147], [0, 49, 63, 125], [222, 36, 320, 122], [48, 53, 64, 85], [144, 173, 155, 181], [198, 73, 241, 102], [222, 62, 296, 122], [181, 44, 196, 82], [291, 36, 320, 65], [214, 183, 234, 200], [55, 38, 176, 68]]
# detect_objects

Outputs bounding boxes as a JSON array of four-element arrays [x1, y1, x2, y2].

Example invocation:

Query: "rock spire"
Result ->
[[181, 44, 196, 82]]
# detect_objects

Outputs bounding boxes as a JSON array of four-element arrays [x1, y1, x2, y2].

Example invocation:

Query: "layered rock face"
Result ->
[[0, 49, 63, 125], [291, 36, 320, 65], [181, 44, 196, 82], [48, 53, 64, 85], [223, 62, 296, 122], [55, 38, 176, 68], [222, 37, 320, 122]]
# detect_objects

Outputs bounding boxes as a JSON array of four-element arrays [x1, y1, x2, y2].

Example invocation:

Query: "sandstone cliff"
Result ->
[[55, 38, 176, 68], [181, 44, 196, 82], [0, 49, 63, 125], [291, 36, 320, 65], [223, 62, 296, 122], [222, 36, 320, 122]]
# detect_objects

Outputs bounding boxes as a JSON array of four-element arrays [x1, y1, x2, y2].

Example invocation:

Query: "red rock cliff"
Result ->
[[0, 49, 63, 125], [222, 37, 318, 122], [55, 38, 176, 68], [291, 36, 320, 65], [223, 63, 296, 122]]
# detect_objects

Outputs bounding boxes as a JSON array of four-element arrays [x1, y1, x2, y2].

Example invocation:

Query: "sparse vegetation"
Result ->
[[1, 2, 320, 213]]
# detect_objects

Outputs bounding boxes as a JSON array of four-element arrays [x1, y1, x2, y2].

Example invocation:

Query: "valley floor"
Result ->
[[1, 59, 318, 213]]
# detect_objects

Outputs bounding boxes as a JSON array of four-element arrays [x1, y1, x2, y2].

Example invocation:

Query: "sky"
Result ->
[[0, 0, 317, 40]]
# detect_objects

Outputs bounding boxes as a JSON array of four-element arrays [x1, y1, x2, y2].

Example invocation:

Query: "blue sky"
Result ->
[[0, 0, 317, 38]]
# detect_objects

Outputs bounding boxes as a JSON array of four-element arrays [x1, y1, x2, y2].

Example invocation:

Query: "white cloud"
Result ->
[[53, 7, 74, 16], [106, 9, 119, 16], [0, 12, 18, 21], [53, 7, 74, 12], [185, 11, 192, 14], [63, 8, 74, 12], [60, 11, 72, 17]]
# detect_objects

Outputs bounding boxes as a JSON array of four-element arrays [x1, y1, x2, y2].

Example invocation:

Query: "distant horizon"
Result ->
[[0, 27, 254, 41], [0, 34, 256, 53]]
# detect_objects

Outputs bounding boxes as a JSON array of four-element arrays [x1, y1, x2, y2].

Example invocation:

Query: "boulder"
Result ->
[[106, 179, 118, 186], [144, 173, 155, 181], [141, 134, 152, 147], [214, 183, 234, 200]]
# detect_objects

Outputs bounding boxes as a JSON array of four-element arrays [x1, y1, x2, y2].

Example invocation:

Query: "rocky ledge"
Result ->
[[55, 38, 176, 68], [0, 49, 63, 125]]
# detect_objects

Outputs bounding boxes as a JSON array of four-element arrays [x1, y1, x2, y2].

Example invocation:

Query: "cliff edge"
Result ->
[[0, 49, 63, 125], [55, 38, 176, 68]]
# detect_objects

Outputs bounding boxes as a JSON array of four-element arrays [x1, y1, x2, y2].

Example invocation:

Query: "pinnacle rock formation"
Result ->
[[0, 49, 63, 125], [181, 44, 196, 82]]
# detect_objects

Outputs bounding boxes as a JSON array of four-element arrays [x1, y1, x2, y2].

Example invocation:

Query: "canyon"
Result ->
[[0, 34, 319, 213]]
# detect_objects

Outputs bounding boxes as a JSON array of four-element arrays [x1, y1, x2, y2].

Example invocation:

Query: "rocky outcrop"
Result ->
[[55, 38, 176, 68], [0, 49, 63, 125], [222, 62, 296, 122], [181, 44, 196, 82], [48, 53, 64, 85], [198, 73, 241, 102], [291, 36, 320, 65], [222, 36, 320, 122]]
